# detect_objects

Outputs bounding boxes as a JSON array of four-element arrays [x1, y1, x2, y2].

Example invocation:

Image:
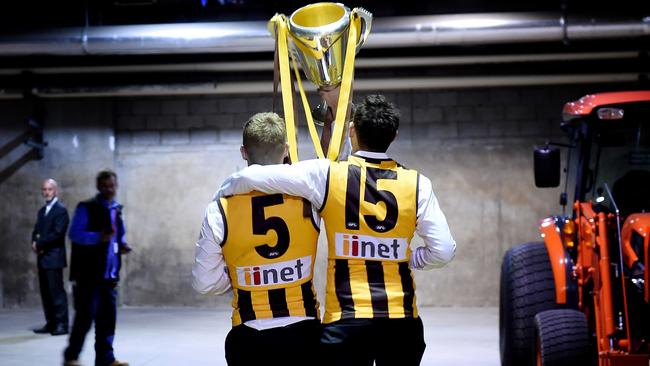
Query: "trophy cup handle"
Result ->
[[353, 7, 373, 54]]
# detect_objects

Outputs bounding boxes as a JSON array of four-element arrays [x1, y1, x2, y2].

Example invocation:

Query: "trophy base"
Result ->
[[311, 100, 328, 127]]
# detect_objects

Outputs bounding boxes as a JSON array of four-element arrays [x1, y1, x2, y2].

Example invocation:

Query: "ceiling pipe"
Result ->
[[0, 51, 639, 75], [13, 73, 640, 98], [0, 13, 647, 56]]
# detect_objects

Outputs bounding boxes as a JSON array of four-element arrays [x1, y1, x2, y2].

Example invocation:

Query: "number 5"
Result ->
[[252, 194, 290, 259], [345, 166, 398, 233]]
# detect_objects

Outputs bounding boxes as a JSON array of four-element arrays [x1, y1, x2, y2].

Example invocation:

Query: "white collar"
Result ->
[[46, 197, 58, 207], [353, 150, 389, 160]]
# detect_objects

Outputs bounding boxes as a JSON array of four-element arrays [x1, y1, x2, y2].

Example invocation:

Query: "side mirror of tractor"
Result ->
[[534, 146, 561, 187]]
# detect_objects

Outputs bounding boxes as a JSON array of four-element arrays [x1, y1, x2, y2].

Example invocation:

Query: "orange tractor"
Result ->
[[500, 91, 650, 366]]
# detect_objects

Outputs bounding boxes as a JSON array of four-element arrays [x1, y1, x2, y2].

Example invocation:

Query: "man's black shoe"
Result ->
[[33, 325, 51, 334], [51, 325, 69, 336]]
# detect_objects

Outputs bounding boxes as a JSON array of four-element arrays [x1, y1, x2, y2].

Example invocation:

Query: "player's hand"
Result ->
[[318, 84, 354, 125], [318, 85, 340, 125]]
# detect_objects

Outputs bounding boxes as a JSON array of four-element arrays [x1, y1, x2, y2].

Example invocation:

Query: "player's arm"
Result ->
[[411, 175, 457, 270], [192, 201, 231, 295], [217, 158, 330, 209], [318, 85, 352, 160]]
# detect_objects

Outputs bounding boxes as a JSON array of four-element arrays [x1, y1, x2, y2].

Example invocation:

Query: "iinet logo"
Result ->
[[236, 255, 312, 287], [335, 233, 408, 260]]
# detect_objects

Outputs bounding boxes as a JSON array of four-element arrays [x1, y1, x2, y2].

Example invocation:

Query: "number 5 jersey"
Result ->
[[320, 155, 418, 323], [219, 193, 320, 326]]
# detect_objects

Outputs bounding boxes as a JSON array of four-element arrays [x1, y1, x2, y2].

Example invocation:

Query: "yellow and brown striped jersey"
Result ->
[[219, 192, 320, 326], [320, 155, 419, 323]]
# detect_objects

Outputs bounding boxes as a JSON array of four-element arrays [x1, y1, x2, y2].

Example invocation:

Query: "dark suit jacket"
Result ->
[[32, 201, 70, 269]]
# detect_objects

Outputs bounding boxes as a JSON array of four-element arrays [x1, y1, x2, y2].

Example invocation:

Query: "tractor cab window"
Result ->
[[588, 113, 650, 216]]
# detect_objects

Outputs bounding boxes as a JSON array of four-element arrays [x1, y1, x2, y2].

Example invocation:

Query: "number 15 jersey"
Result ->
[[320, 155, 419, 323], [220, 192, 320, 326]]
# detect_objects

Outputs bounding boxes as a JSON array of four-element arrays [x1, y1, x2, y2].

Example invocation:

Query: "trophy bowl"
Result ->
[[288, 2, 371, 125], [269, 2, 371, 159]]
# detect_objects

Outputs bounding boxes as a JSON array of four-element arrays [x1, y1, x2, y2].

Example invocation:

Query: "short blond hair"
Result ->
[[242, 112, 287, 165]]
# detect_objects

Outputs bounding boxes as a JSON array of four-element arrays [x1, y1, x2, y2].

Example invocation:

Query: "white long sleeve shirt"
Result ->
[[192, 201, 231, 297], [217, 151, 456, 270]]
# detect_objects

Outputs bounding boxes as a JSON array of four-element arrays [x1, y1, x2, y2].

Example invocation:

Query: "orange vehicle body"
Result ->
[[622, 215, 650, 304], [562, 91, 650, 116], [538, 91, 650, 366], [541, 210, 650, 365], [539, 217, 569, 305]]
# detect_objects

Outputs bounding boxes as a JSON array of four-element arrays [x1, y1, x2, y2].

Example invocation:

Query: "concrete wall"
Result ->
[[0, 84, 614, 308]]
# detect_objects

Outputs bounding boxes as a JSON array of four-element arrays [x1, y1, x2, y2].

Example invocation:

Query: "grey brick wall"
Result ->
[[116, 85, 589, 150], [116, 94, 277, 150]]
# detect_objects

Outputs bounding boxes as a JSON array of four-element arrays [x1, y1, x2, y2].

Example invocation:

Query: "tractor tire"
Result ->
[[500, 242, 558, 366], [533, 309, 590, 366]]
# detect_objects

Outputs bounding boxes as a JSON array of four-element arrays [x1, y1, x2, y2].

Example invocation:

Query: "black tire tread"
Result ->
[[500, 242, 558, 366], [534, 309, 590, 366]]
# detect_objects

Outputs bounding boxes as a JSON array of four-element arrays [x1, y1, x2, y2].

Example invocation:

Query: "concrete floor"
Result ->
[[0, 307, 499, 366]]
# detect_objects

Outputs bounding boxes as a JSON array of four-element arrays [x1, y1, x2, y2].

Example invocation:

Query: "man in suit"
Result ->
[[63, 170, 131, 366], [32, 178, 70, 336]]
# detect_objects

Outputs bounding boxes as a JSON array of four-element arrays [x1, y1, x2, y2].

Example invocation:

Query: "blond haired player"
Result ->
[[217, 93, 456, 366], [192, 113, 321, 366]]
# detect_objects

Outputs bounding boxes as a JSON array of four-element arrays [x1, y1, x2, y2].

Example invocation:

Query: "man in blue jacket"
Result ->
[[63, 170, 131, 366]]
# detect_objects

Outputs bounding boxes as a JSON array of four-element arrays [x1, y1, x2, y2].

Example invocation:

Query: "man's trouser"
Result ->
[[225, 319, 320, 366], [38, 267, 69, 329], [320, 317, 426, 366], [64, 280, 118, 366]]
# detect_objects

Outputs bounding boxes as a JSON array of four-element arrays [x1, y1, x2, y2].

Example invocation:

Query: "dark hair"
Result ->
[[96, 170, 117, 186], [353, 94, 399, 152]]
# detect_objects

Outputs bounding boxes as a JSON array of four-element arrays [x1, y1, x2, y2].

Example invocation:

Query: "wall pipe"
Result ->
[[0, 13, 647, 56], [3, 73, 637, 98], [0, 51, 640, 75]]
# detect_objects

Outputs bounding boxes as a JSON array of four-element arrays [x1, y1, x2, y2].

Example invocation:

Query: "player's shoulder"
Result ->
[[416, 172, 433, 191], [205, 199, 223, 215]]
